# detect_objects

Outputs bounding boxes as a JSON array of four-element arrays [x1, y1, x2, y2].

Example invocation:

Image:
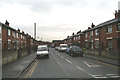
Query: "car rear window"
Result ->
[[37, 47, 48, 51]]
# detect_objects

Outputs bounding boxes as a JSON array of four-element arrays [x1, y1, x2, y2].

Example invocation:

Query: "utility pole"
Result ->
[[34, 23, 36, 40]]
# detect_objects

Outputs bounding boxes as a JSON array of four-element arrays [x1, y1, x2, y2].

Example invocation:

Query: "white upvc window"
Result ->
[[85, 32, 88, 38], [8, 29, 11, 36], [95, 29, 99, 36], [90, 31, 93, 36], [17, 40, 19, 49], [8, 39, 11, 50], [16, 33, 19, 38], [79, 36, 80, 40], [13, 31, 16, 37], [0, 25, 1, 34], [107, 25, 112, 33], [118, 23, 120, 31], [13, 40, 16, 49]]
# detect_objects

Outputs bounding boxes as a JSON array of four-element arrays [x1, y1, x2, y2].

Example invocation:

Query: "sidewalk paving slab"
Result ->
[[2, 52, 36, 78]]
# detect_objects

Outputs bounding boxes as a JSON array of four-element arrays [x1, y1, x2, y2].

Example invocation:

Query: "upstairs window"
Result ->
[[107, 25, 112, 33], [8, 29, 11, 36], [13, 31, 16, 37], [0, 26, 1, 34], [117, 23, 120, 31], [85, 32, 88, 38], [16, 33, 19, 38], [89, 31, 93, 36], [95, 29, 99, 36]]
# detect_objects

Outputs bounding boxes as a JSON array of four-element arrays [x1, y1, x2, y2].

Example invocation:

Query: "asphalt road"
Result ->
[[23, 48, 119, 79]]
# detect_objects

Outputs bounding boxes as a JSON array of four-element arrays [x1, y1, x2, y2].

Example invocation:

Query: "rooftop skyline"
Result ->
[[0, 0, 119, 42]]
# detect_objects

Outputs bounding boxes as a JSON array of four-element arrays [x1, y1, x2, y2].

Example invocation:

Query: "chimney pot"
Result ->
[[5, 20, 9, 26], [91, 23, 95, 28]]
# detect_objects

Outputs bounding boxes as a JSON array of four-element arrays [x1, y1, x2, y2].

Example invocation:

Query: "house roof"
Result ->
[[82, 18, 119, 33]]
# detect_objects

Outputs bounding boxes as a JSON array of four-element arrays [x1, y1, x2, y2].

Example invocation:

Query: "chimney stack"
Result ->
[[88, 27, 91, 29], [72, 32, 74, 36], [18, 28, 20, 32], [5, 20, 9, 26], [114, 10, 120, 18], [91, 23, 95, 28]]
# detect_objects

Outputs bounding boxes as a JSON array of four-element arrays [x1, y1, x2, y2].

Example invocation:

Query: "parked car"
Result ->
[[55, 47, 58, 50], [69, 46, 83, 57], [36, 45, 49, 59], [59, 44, 68, 52]]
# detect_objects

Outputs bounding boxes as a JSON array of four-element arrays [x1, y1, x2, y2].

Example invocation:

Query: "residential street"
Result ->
[[20, 48, 119, 79]]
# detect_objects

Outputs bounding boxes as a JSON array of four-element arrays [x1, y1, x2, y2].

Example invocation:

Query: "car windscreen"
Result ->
[[61, 45, 67, 47], [37, 47, 48, 51]]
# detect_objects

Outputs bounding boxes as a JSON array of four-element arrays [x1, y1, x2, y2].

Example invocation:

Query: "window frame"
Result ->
[[117, 23, 120, 31], [107, 25, 112, 33], [8, 29, 11, 36], [95, 29, 99, 36]]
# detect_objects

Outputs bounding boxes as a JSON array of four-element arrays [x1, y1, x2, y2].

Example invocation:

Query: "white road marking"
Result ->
[[91, 75, 107, 78], [65, 59, 72, 64], [57, 60, 61, 65], [61, 56, 63, 59], [76, 66, 93, 77], [107, 74, 117, 76], [84, 61, 100, 67], [84, 62, 92, 67], [110, 76, 120, 78]]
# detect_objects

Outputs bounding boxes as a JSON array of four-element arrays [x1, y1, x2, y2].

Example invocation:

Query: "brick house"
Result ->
[[63, 10, 120, 58], [0, 20, 38, 65]]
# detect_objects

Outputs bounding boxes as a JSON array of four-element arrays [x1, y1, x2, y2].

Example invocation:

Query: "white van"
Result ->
[[36, 45, 49, 59], [59, 44, 68, 52]]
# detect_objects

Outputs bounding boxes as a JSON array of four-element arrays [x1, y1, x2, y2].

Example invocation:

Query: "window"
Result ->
[[85, 32, 88, 38], [17, 40, 19, 49], [73, 37, 75, 40], [107, 40, 112, 49], [13, 40, 16, 49], [95, 40, 99, 48], [8, 29, 11, 36], [8, 39, 11, 50], [117, 23, 120, 31], [89, 31, 93, 36], [79, 36, 80, 40], [95, 29, 99, 36], [16, 33, 19, 38], [85, 42, 88, 48], [21, 41, 23, 48], [0, 26, 1, 34], [13, 31, 16, 37], [107, 25, 112, 33]]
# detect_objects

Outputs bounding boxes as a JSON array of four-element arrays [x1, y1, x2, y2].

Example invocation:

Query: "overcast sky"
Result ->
[[0, 0, 119, 42]]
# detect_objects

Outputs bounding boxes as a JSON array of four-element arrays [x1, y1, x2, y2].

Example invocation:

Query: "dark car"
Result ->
[[69, 46, 83, 57]]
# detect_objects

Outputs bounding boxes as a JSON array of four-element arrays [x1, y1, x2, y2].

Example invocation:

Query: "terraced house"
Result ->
[[0, 20, 38, 65], [63, 10, 120, 59]]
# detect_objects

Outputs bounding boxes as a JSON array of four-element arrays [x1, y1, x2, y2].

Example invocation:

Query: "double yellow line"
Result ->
[[24, 60, 38, 78]]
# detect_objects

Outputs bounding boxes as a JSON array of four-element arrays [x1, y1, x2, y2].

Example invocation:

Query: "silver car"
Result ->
[[36, 45, 49, 59]]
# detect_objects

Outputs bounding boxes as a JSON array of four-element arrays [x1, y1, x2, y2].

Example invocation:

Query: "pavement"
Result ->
[[83, 54, 119, 66], [2, 52, 36, 78]]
